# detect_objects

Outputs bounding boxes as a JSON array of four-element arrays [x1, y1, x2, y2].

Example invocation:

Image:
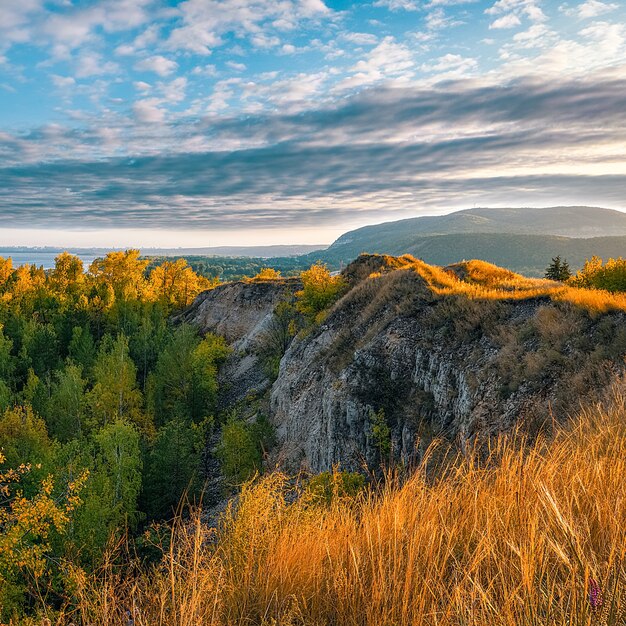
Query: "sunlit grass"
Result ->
[[67, 389, 626, 626], [380, 255, 626, 313]]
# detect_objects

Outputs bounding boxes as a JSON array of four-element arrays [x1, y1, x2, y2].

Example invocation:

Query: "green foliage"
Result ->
[[370, 408, 391, 460], [544, 256, 571, 281], [257, 299, 301, 379], [92, 420, 143, 527], [148, 326, 230, 426], [0, 251, 226, 619], [142, 417, 211, 519], [570, 256, 626, 292], [47, 362, 87, 441], [88, 334, 148, 433], [305, 470, 366, 505], [216, 414, 274, 485], [68, 325, 96, 374]]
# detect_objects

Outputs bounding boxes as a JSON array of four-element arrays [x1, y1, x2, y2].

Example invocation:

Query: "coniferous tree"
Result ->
[[545, 256, 571, 281]]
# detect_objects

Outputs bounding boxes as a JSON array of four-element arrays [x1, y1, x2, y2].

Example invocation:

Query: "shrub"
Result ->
[[296, 262, 345, 323]]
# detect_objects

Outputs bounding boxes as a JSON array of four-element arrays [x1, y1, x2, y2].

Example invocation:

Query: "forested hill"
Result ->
[[300, 207, 626, 276]]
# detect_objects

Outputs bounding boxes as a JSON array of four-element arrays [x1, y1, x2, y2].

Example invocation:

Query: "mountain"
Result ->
[[314, 207, 626, 275]]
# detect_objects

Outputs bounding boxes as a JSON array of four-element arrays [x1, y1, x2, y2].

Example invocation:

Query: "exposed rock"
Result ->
[[269, 256, 626, 472], [184, 255, 626, 474], [178, 277, 301, 407]]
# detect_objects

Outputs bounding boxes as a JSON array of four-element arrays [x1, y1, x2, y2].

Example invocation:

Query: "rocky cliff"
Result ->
[[177, 277, 301, 407], [185, 255, 626, 473]]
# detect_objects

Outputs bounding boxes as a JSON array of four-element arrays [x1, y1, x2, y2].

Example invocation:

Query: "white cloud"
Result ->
[[421, 53, 478, 72], [134, 81, 151, 91], [490, 13, 522, 28], [341, 32, 379, 46], [339, 37, 415, 89], [426, 8, 463, 30], [133, 98, 165, 123], [159, 77, 188, 103], [226, 61, 247, 72], [577, 0, 618, 18], [373, 0, 419, 10], [134, 55, 178, 76], [51, 74, 75, 88], [75, 53, 119, 78], [166, 0, 331, 55], [486, 0, 547, 23]]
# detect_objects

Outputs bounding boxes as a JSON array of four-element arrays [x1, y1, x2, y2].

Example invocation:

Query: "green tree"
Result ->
[[68, 325, 96, 375], [0, 405, 55, 495], [216, 415, 273, 484], [87, 334, 148, 433], [47, 362, 87, 441], [0, 325, 14, 411], [148, 327, 229, 426], [544, 256, 571, 281], [142, 417, 210, 519]]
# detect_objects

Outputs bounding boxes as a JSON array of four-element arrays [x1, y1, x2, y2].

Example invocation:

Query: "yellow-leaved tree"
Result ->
[[0, 450, 87, 618], [296, 262, 345, 323]]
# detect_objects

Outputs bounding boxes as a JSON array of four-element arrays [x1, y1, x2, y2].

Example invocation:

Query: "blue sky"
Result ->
[[1, 0, 625, 247]]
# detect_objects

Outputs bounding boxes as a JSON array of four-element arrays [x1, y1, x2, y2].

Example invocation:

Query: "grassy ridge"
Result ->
[[67, 389, 626, 626]]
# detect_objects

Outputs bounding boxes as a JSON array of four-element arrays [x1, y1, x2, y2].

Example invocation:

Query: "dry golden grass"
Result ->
[[63, 388, 626, 626], [384, 256, 626, 314]]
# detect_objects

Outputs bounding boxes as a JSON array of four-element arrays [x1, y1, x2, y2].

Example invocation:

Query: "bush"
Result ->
[[304, 470, 366, 505], [296, 263, 345, 323]]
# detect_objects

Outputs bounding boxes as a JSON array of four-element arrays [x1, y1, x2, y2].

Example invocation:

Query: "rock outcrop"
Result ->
[[178, 277, 301, 407], [186, 255, 626, 473]]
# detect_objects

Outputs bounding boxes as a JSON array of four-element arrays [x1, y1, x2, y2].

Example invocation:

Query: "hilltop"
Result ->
[[309, 206, 626, 275]]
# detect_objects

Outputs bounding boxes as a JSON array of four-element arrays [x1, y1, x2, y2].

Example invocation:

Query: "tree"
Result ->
[[47, 362, 87, 441], [296, 262, 345, 323], [87, 334, 148, 433], [544, 256, 571, 281], [148, 327, 229, 426], [68, 325, 96, 375], [50, 252, 84, 299], [0, 450, 87, 620], [148, 258, 213, 310], [88, 249, 148, 302], [142, 417, 208, 519], [0, 324, 14, 410]]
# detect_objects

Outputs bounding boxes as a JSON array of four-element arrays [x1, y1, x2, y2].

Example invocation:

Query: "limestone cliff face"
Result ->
[[185, 256, 626, 473], [178, 278, 300, 406]]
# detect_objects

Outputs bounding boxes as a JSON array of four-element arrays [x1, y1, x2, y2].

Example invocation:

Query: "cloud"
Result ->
[[486, 0, 547, 23], [51, 74, 76, 88], [132, 99, 165, 123], [134, 55, 179, 76], [421, 53, 478, 72], [2, 70, 626, 229], [75, 53, 119, 78], [165, 0, 331, 55], [373, 0, 419, 10], [562, 0, 619, 20], [490, 13, 522, 28], [339, 37, 415, 89]]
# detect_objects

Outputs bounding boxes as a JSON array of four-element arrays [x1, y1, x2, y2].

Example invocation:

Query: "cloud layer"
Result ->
[[0, 0, 625, 238]]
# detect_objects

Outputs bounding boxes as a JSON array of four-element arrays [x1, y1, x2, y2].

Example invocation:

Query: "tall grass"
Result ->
[[66, 389, 626, 626], [392, 256, 626, 313]]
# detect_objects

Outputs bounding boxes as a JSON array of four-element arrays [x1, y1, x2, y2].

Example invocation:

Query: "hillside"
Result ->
[[312, 207, 626, 275], [183, 254, 626, 472]]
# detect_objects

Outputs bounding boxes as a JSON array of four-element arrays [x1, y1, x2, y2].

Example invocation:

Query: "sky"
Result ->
[[1, 0, 625, 248]]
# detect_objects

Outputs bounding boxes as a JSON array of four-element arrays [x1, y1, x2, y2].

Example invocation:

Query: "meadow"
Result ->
[[65, 386, 626, 626]]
